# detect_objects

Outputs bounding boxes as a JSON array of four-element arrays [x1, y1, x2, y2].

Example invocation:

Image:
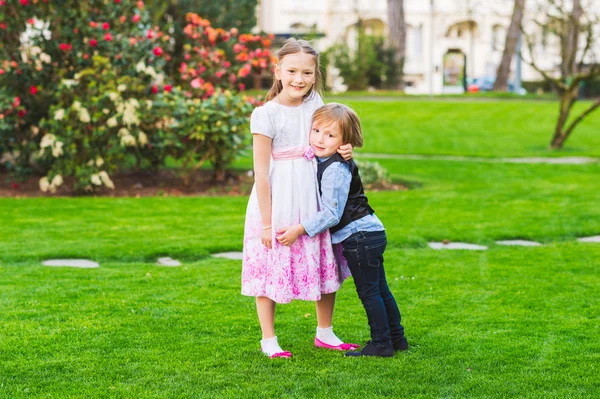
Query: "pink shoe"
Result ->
[[261, 348, 292, 358], [314, 337, 360, 351]]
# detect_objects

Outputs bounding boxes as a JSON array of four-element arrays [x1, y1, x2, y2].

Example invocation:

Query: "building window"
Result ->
[[492, 25, 505, 51]]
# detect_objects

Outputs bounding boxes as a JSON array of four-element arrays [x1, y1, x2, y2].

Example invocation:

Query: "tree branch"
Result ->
[[563, 98, 600, 137]]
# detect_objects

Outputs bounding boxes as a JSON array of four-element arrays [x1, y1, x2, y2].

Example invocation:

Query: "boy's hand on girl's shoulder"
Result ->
[[337, 143, 353, 160], [276, 224, 306, 246]]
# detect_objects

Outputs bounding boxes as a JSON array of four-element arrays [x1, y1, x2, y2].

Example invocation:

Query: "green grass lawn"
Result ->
[[2, 98, 600, 397], [344, 100, 600, 158]]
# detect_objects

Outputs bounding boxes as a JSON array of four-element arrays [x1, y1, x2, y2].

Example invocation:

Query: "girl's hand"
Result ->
[[338, 143, 353, 160], [261, 227, 272, 249], [276, 224, 305, 246]]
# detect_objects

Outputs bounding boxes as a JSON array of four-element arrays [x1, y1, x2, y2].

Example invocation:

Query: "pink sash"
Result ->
[[272, 146, 314, 161]]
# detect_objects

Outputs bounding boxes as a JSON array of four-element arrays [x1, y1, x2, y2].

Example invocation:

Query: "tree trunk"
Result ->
[[387, 0, 406, 91], [549, 88, 577, 149], [562, 0, 582, 77], [493, 0, 526, 92]]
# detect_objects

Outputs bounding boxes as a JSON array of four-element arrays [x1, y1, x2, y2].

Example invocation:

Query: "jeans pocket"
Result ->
[[342, 247, 359, 267], [365, 240, 386, 268]]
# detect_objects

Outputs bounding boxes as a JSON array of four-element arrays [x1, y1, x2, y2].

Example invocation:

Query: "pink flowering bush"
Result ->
[[0, 2, 273, 192]]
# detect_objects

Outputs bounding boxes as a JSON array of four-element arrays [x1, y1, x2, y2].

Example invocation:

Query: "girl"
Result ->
[[241, 38, 358, 358]]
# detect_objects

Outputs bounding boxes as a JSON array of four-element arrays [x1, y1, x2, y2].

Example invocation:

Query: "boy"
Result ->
[[276, 103, 408, 357]]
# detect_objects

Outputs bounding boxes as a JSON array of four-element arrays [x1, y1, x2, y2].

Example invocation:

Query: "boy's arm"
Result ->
[[277, 163, 351, 246]]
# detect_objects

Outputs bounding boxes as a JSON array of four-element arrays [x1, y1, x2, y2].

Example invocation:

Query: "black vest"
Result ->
[[316, 153, 374, 234]]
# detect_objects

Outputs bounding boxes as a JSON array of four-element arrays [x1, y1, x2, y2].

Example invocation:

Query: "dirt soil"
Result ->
[[1, 170, 406, 198]]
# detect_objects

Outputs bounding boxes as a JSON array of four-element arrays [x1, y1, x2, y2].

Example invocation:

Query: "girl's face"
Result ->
[[274, 52, 316, 105], [310, 119, 344, 158]]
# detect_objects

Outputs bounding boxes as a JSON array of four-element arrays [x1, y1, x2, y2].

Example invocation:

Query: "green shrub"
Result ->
[[355, 159, 390, 189]]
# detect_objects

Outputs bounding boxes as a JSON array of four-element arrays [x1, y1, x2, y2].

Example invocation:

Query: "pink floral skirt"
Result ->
[[241, 158, 350, 304]]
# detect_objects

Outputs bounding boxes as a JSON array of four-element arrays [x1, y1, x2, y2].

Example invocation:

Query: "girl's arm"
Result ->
[[253, 134, 273, 249], [337, 143, 353, 160]]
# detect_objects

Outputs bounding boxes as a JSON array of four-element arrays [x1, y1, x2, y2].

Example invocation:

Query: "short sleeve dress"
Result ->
[[241, 93, 348, 304]]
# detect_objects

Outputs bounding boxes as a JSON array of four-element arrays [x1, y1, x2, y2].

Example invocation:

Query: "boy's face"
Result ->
[[310, 120, 344, 158]]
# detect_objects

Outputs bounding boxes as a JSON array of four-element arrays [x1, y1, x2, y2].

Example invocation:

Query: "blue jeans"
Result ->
[[341, 230, 405, 346]]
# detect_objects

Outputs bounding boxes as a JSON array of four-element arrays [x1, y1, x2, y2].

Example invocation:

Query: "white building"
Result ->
[[256, 0, 599, 94]]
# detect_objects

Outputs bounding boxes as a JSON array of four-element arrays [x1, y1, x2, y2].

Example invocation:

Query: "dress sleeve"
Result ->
[[250, 106, 275, 139]]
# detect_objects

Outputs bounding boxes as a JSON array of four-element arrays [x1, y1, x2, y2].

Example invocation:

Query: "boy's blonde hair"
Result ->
[[312, 103, 364, 148], [266, 38, 323, 101]]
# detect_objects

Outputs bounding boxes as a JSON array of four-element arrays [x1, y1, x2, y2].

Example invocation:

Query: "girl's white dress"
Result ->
[[241, 94, 349, 304]]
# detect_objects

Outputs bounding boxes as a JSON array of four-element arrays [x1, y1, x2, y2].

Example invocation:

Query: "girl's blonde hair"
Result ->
[[312, 103, 364, 148], [266, 38, 323, 102]]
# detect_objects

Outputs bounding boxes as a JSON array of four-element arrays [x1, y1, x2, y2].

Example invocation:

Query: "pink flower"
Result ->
[[20, 0, 28, 5], [164, 84, 172, 92], [90, 39, 98, 47], [102, 22, 110, 30], [29, 86, 37, 95], [59, 43, 70, 52], [119, 16, 126, 24], [153, 47, 163, 57], [132, 14, 141, 23], [0, 69, 5, 75], [151, 85, 159, 94], [137, 1, 144, 9], [104, 33, 112, 41], [115, 0, 121, 3], [190, 78, 202, 89], [303, 146, 315, 161]]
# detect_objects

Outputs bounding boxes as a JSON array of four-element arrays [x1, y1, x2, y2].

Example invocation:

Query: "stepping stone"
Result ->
[[428, 242, 488, 250], [212, 252, 243, 260], [577, 235, 600, 243], [157, 257, 182, 266], [496, 240, 542, 247], [42, 259, 99, 268]]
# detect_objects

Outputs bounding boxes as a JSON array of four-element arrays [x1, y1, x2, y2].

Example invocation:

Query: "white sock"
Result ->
[[260, 336, 284, 356], [316, 326, 344, 346]]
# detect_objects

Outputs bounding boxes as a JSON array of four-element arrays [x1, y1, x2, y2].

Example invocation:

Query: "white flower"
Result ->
[[90, 173, 102, 186], [118, 128, 129, 137], [39, 52, 51, 64], [62, 79, 77, 87], [54, 109, 65, 121], [102, 108, 110, 115], [121, 134, 137, 147], [117, 84, 127, 92], [39, 177, 50, 192], [99, 171, 115, 189], [122, 100, 140, 127], [78, 108, 91, 123], [145, 100, 153, 110], [40, 134, 56, 149], [108, 92, 120, 102], [138, 131, 148, 146], [135, 60, 146, 73], [107, 117, 118, 128], [52, 141, 64, 158], [72, 101, 82, 111], [95, 156, 104, 167], [144, 66, 157, 78], [51, 174, 63, 188], [31, 126, 40, 136]]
